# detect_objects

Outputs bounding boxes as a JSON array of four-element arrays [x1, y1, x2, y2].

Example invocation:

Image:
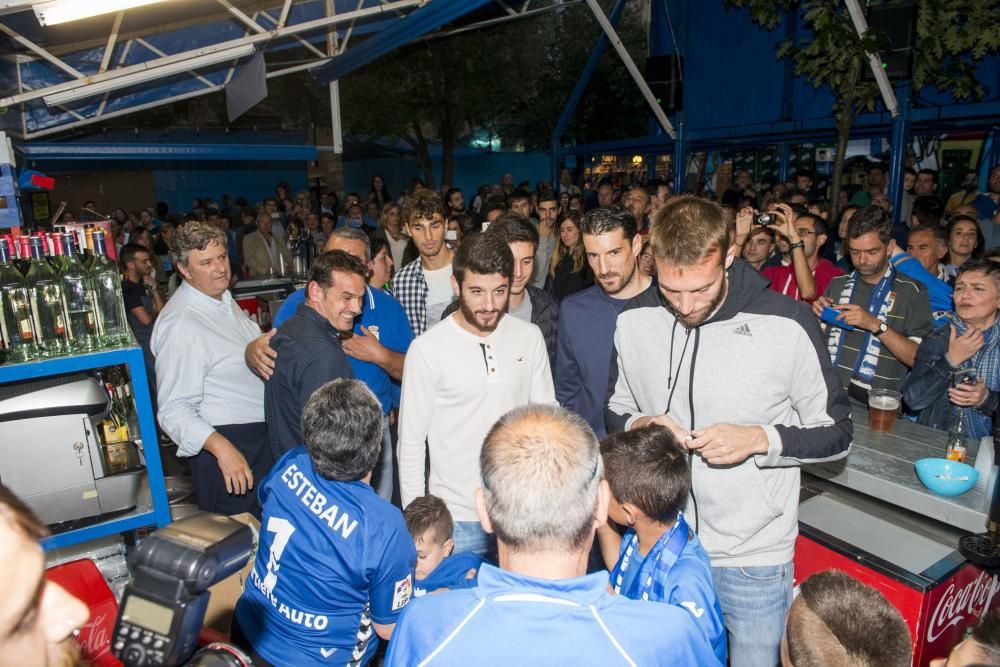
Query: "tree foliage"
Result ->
[[724, 0, 999, 219]]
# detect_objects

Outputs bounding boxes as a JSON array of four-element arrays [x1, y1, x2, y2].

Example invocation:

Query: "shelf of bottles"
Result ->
[[0, 227, 131, 365], [0, 226, 171, 549]]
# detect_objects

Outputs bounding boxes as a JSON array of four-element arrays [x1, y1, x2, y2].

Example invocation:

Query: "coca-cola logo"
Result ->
[[927, 572, 1000, 643], [77, 611, 111, 658]]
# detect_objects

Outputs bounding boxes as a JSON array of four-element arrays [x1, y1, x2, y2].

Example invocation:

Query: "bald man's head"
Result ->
[[479, 405, 604, 554]]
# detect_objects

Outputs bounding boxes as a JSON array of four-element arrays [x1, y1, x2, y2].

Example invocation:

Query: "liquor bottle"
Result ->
[[89, 230, 130, 347], [0, 238, 38, 363], [82, 224, 95, 270], [26, 236, 70, 357], [16, 236, 31, 276], [946, 409, 969, 463], [58, 233, 97, 352]]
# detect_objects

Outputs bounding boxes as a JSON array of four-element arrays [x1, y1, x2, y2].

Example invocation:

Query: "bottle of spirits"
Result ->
[[58, 233, 97, 352], [0, 238, 38, 363], [946, 409, 969, 463], [26, 236, 70, 357], [89, 231, 130, 347], [82, 224, 96, 270], [16, 236, 31, 276]]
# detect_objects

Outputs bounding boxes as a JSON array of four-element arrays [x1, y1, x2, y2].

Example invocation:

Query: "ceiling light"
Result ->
[[33, 0, 171, 27], [42, 44, 256, 106]]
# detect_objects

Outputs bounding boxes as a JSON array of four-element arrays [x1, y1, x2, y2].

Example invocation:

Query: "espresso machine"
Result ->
[[0, 374, 145, 526]]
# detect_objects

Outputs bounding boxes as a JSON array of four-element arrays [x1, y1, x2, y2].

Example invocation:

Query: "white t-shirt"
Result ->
[[424, 263, 454, 329]]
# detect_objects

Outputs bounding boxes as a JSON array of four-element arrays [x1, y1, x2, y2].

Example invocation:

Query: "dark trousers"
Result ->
[[191, 422, 273, 518]]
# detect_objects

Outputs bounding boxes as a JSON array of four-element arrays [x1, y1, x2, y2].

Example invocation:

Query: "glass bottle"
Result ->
[[16, 236, 31, 276], [89, 230, 130, 347], [26, 236, 70, 357], [58, 233, 97, 352], [0, 238, 38, 363], [946, 409, 969, 463], [82, 224, 95, 270]]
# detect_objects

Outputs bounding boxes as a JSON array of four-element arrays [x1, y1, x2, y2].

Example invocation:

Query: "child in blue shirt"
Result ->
[[597, 425, 727, 665], [404, 495, 484, 597]]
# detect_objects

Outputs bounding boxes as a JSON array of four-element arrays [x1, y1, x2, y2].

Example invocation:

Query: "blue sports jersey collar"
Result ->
[[475, 564, 610, 606]]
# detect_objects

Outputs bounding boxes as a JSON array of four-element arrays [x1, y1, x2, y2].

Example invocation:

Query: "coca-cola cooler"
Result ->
[[795, 481, 1000, 666]]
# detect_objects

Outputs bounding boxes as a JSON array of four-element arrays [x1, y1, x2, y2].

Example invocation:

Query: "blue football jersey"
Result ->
[[234, 448, 416, 665]]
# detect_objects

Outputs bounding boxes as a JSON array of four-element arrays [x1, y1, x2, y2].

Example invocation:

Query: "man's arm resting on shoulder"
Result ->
[[245, 329, 278, 379]]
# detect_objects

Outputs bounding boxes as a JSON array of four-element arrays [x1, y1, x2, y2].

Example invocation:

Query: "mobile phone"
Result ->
[[481, 222, 491, 232], [820, 306, 854, 331], [445, 230, 458, 241], [953, 368, 978, 388]]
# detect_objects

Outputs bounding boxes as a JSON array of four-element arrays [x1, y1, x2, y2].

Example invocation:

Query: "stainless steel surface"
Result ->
[[806, 405, 990, 534], [95, 470, 144, 514]]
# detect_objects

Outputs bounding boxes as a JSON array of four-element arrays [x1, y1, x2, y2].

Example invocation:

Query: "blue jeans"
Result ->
[[452, 521, 489, 557], [371, 414, 393, 501], [711, 562, 793, 667]]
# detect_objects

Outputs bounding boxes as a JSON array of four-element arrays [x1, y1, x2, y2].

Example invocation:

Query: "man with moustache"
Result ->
[[153, 222, 274, 516], [606, 196, 852, 667], [556, 205, 651, 437], [398, 233, 555, 556]]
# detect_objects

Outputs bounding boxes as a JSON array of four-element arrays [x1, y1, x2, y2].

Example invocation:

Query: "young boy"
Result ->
[[598, 425, 727, 665], [404, 495, 484, 597]]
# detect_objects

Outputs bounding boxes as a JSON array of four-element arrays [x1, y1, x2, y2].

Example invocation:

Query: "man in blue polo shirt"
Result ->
[[386, 405, 719, 666], [233, 379, 416, 665], [248, 228, 413, 500]]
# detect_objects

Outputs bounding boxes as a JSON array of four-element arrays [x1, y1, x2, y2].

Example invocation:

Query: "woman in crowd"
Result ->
[[370, 174, 392, 209], [946, 215, 984, 280], [369, 237, 394, 292], [548, 210, 593, 302], [903, 259, 1000, 439]]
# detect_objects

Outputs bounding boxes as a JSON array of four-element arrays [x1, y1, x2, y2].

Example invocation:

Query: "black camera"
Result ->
[[112, 513, 255, 667], [753, 212, 773, 226]]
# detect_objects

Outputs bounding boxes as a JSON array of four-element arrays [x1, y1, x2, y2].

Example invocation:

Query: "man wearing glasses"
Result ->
[[760, 204, 843, 303]]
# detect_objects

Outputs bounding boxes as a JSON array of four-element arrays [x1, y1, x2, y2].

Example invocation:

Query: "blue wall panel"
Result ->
[[152, 162, 309, 214]]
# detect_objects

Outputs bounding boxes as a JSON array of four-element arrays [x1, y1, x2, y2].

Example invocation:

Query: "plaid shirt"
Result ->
[[392, 257, 429, 336]]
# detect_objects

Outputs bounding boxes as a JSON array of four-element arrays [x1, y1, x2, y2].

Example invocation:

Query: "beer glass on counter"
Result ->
[[868, 389, 901, 433]]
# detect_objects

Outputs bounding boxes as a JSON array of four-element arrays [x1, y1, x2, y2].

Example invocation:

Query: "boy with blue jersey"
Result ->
[[232, 379, 416, 666], [597, 425, 728, 665], [403, 495, 484, 597]]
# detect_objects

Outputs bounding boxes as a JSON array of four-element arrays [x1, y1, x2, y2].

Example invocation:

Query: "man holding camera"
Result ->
[[759, 204, 843, 303]]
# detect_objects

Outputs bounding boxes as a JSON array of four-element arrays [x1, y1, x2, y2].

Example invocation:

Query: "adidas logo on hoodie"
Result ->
[[733, 323, 751, 337]]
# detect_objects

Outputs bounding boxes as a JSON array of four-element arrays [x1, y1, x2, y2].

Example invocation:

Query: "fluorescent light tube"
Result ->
[[43, 44, 255, 106], [33, 0, 170, 26]]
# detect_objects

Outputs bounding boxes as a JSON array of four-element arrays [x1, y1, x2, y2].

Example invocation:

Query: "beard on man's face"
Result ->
[[459, 296, 504, 333]]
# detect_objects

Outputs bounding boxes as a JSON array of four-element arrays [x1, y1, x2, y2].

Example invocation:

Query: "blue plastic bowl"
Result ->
[[915, 458, 979, 497]]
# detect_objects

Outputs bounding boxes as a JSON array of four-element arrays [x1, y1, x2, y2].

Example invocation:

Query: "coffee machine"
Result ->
[[0, 374, 145, 526]]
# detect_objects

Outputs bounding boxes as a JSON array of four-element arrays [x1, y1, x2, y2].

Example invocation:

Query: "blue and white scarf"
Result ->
[[828, 265, 896, 389], [610, 513, 689, 602]]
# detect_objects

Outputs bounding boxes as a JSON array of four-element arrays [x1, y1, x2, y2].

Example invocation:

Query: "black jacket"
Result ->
[[442, 285, 559, 370], [264, 303, 354, 461]]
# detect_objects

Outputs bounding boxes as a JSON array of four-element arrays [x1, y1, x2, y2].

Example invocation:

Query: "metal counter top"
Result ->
[[804, 405, 991, 534]]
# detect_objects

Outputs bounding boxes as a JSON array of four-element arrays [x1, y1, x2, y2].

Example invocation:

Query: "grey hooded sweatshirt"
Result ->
[[606, 260, 852, 568]]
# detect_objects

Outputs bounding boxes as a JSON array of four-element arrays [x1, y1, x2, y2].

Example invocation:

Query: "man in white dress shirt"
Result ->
[[152, 221, 273, 516]]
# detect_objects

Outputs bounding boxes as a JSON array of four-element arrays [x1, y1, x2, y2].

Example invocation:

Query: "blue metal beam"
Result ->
[[311, 0, 493, 83], [887, 81, 912, 226], [550, 0, 627, 187], [18, 143, 318, 161]]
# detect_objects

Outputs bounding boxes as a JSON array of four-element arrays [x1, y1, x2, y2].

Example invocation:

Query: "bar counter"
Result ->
[[805, 405, 990, 534]]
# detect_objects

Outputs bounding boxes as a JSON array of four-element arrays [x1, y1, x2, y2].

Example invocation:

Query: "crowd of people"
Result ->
[[8, 162, 1000, 666]]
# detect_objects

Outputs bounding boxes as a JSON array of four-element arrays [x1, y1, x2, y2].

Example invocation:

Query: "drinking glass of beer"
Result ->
[[868, 389, 901, 433]]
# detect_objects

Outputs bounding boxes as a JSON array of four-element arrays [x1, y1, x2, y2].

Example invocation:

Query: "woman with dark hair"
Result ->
[[946, 215, 985, 281], [903, 259, 1000, 438], [547, 211, 593, 302], [369, 237, 394, 291], [370, 174, 392, 208]]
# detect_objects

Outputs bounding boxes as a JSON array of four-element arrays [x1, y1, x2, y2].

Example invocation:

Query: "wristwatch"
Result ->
[[789, 241, 805, 250], [871, 321, 888, 337]]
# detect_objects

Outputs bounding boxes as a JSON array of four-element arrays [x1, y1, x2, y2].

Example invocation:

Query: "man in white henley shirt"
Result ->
[[398, 233, 555, 555]]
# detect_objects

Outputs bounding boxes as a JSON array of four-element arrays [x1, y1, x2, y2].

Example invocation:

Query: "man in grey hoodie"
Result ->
[[606, 195, 852, 667]]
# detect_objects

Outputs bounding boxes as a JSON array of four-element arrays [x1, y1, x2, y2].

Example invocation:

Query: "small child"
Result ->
[[404, 495, 484, 597], [598, 425, 727, 665]]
